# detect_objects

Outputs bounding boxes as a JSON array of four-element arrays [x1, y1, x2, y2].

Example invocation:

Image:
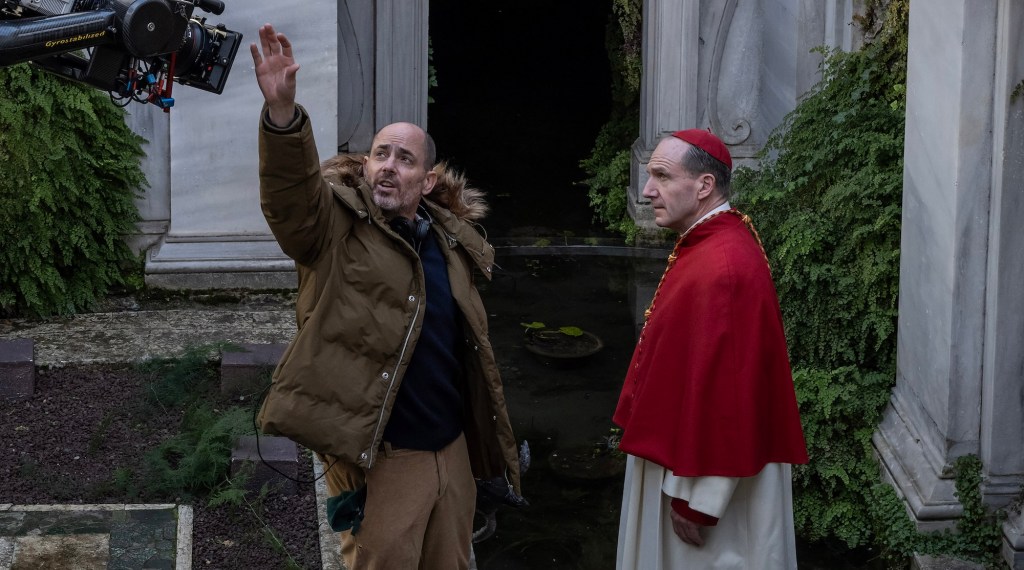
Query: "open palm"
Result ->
[[250, 23, 299, 125]]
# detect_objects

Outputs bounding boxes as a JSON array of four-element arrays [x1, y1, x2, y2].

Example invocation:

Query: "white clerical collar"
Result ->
[[683, 202, 731, 235]]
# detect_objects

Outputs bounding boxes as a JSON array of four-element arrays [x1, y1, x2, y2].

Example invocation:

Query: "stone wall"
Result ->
[[628, 0, 862, 233], [129, 0, 429, 289]]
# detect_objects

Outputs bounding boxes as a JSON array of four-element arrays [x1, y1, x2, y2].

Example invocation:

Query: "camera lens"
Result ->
[[175, 20, 208, 74]]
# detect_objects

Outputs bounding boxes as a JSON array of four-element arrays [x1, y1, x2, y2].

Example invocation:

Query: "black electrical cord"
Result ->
[[251, 382, 337, 485]]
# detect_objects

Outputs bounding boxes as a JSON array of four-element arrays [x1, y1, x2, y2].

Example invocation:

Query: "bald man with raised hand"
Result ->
[[250, 24, 524, 570]]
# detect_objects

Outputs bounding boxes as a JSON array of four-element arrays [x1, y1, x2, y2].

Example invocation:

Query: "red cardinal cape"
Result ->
[[613, 212, 808, 477]]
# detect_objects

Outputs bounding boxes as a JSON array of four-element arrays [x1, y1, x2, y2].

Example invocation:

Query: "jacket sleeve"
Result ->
[[258, 104, 344, 266]]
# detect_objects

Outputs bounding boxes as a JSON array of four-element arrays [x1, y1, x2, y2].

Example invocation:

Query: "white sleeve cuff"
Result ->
[[662, 473, 740, 518]]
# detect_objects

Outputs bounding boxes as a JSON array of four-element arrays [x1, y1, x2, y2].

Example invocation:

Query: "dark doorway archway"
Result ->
[[428, 0, 615, 240]]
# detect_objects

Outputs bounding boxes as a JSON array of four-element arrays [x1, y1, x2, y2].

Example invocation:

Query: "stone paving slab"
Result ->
[[313, 457, 345, 570], [0, 504, 190, 570], [0, 310, 296, 368]]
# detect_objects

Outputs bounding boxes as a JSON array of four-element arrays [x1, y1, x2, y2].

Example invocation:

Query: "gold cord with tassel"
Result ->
[[642, 209, 771, 324]]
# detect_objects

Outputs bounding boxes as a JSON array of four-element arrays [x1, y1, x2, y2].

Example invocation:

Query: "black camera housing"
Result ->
[[0, 0, 241, 105]]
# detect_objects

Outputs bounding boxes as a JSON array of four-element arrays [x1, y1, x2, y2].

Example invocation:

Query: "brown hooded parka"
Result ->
[[256, 107, 521, 494]]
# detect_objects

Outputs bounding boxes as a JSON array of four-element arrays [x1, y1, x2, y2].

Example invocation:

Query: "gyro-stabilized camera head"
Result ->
[[0, 0, 242, 110]]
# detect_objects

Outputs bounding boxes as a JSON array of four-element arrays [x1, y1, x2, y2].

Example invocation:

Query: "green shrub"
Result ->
[[733, 0, 907, 550], [0, 63, 145, 317], [579, 0, 641, 242], [789, 367, 894, 547], [734, 30, 906, 375]]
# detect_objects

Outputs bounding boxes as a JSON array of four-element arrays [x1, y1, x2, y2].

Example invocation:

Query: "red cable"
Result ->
[[163, 52, 177, 113]]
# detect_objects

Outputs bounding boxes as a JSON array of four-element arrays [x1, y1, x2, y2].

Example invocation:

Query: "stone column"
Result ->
[[124, 104, 170, 256], [630, 0, 847, 234], [824, 0, 863, 53], [985, 2, 1024, 567], [337, 0, 430, 152], [629, 0, 699, 232], [873, 7, 1024, 564], [374, 0, 430, 130], [337, 0, 376, 153]]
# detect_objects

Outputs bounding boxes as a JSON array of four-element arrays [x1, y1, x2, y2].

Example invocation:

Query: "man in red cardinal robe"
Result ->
[[613, 129, 808, 569]]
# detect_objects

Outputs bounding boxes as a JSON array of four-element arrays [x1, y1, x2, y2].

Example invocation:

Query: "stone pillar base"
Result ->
[[872, 400, 962, 532], [144, 239, 296, 290], [1003, 508, 1024, 570]]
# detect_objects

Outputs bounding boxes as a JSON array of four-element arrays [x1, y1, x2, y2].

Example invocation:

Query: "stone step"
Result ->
[[912, 554, 986, 569], [219, 342, 286, 398], [230, 434, 299, 496], [0, 338, 34, 400]]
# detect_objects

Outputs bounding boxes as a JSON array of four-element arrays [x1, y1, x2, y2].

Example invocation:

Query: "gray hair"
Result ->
[[423, 131, 437, 169], [680, 143, 732, 199]]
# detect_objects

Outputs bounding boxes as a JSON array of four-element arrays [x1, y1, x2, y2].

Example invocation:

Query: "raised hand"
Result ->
[[250, 23, 300, 127]]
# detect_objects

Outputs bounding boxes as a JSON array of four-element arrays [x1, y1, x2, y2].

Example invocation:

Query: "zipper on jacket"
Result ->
[[365, 297, 422, 468], [441, 227, 457, 248]]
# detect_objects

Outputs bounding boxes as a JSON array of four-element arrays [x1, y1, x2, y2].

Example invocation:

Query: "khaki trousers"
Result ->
[[324, 433, 476, 570]]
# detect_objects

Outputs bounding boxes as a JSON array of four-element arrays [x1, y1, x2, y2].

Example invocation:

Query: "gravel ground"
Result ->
[[0, 364, 322, 570]]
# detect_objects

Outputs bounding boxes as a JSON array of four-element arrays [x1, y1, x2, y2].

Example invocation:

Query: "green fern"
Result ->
[[0, 63, 146, 317], [208, 483, 251, 509], [733, 0, 909, 552], [866, 456, 1005, 567], [142, 405, 254, 499], [790, 367, 892, 546]]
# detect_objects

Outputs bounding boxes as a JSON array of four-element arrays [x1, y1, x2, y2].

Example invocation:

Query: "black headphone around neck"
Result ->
[[388, 208, 431, 249], [413, 216, 430, 243]]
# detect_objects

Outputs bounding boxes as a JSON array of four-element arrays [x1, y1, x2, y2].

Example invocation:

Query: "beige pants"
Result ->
[[323, 433, 476, 570]]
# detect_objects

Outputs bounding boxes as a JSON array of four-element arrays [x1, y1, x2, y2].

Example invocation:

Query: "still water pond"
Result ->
[[475, 251, 660, 569]]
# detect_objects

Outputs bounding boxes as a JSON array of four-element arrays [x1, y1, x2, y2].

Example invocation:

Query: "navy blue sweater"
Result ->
[[383, 229, 464, 450]]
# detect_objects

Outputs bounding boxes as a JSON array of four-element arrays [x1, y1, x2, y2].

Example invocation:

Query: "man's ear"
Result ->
[[421, 170, 437, 196], [698, 174, 717, 199], [361, 155, 368, 178]]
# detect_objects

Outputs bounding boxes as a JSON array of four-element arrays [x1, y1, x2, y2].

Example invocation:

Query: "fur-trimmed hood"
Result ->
[[321, 154, 489, 221]]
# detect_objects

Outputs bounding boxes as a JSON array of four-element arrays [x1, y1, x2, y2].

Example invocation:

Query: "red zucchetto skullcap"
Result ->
[[671, 129, 732, 170]]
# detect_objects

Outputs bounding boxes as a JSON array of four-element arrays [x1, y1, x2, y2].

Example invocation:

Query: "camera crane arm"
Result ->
[[0, 10, 118, 67]]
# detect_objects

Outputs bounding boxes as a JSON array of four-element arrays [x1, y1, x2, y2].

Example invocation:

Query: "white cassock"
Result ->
[[616, 455, 798, 570]]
